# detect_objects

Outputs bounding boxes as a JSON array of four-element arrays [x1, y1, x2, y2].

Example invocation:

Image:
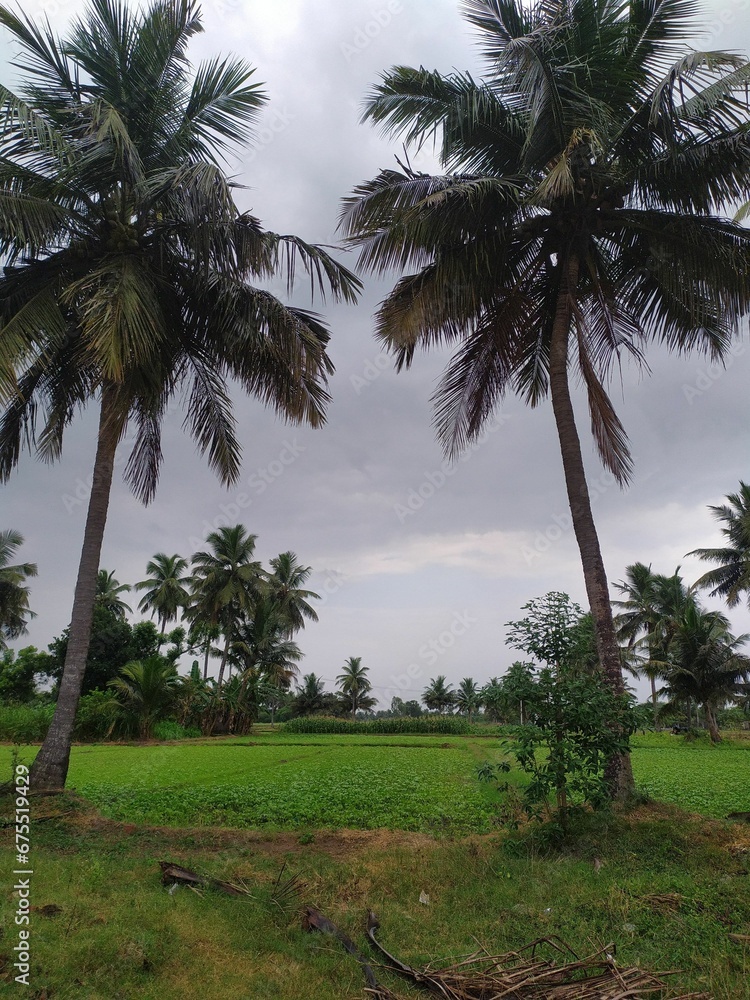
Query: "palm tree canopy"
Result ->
[[688, 481, 750, 609], [422, 674, 455, 712], [0, 528, 37, 646], [0, 0, 361, 500], [340, 0, 750, 478], [336, 655, 372, 694], [265, 551, 320, 633], [190, 525, 263, 627], [230, 594, 303, 685], [663, 605, 750, 708], [135, 552, 190, 627], [95, 568, 132, 617]]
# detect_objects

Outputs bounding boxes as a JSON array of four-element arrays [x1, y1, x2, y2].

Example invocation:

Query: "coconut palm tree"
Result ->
[[265, 551, 320, 634], [336, 656, 374, 720], [95, 569, 132, 619], [135, 553, 191, 633], [0, 0, 359, 789], [230, 594, 303, 688], [340, 0, 750, 797], [292, 672, 326, 717], [688, 482, 750, 609], [613, 563, 696, 724], [455, 676, 481, 721], [661, 606, 750, 742], [422, 675, 455, 714], [0, 530, 37, 649], [190, 525, 264, 690]]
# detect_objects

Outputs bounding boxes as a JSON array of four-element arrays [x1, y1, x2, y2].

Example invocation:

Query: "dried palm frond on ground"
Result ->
[[304, 905, 710, 999], [362, 910, 711, 1000]]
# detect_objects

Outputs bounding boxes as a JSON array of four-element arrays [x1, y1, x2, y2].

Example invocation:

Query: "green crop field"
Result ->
[[3, 731, 749, 830]]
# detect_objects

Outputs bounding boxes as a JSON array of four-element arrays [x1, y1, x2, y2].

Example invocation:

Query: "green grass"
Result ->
[[0, 797, 748, 999]]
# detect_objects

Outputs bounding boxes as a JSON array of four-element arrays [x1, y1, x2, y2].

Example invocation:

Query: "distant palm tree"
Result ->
[[613, 564, 696, 725], [0, 0, 359, 791], [0, 530, 37, 649], [191, 526, 263, 691], [688, 482, 750, 609], [337, 656, 373, 720], [231, 595, 303, 688], [135, 554, 191, 633], [455, 677, 481, 721], [341, 0, 750, 798], [293, 673, 326, 716], [95, 570, 132, 619], [662, 606, 750, 742], [422, 675, 455, 714], [109, 656, 179, 739], [266, 551, 320, 634]]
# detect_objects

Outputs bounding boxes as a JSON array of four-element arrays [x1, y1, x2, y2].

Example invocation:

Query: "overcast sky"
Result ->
[[2, 0, 750, 707]]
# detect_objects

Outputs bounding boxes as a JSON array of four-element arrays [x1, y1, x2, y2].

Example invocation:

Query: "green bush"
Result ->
[[0, 703, 54, 742], [152, 720, 201, 741], [72, 691, 122, 742], [284, 715, 471, 735]]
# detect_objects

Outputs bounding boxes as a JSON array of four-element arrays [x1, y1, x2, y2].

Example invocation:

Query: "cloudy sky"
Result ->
[[2, 0, 750, 707]]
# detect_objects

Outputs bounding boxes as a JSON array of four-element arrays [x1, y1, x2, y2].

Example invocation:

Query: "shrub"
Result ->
[[72, 690, 122, 741], [0, 703, 54, 742], [152, 720, 201, 741], [284, 715, 471, 735]]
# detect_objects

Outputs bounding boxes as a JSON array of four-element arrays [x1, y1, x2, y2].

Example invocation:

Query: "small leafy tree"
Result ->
[[500, 593, 634, 826]]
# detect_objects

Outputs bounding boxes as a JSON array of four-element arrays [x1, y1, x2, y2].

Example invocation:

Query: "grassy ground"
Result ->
[[0, 797, 748, 999], [1, 733, 748, 998]]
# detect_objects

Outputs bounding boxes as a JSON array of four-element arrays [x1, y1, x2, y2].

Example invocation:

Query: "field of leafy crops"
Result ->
[[630, 733, 750, 818], [16, 737, 498, 832], [3, 732, 748, 830]]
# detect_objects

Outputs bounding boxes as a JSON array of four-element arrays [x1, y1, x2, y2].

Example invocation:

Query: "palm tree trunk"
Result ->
[[650, 675, 658, 728], [29, 387, 121, 790], [548, 254, 635, 800], [704, 703, 721, 743], [203, 639, 210, 681], [217, 634, 230, 692]]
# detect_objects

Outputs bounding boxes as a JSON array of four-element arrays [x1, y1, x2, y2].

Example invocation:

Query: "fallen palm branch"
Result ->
[[303, 906, 399, 999], [158, 861, 251, 897], [363, 911, 711, 1000]]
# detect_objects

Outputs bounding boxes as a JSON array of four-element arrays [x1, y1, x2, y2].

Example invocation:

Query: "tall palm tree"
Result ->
[[422, 675, 455, 714], [135, 553, 190, 632], [0, 530, 37, 648], [340, 0, 750, 797], [688, 482, 750, 609], [95, 569, 132, 618], [336, 656, 373, 720], [662, 606, 750, 742], [190, 525, 263, 691], [0, 0, 359, 789], [265, 551, 320, 634], [455, 676, 481, 721]]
